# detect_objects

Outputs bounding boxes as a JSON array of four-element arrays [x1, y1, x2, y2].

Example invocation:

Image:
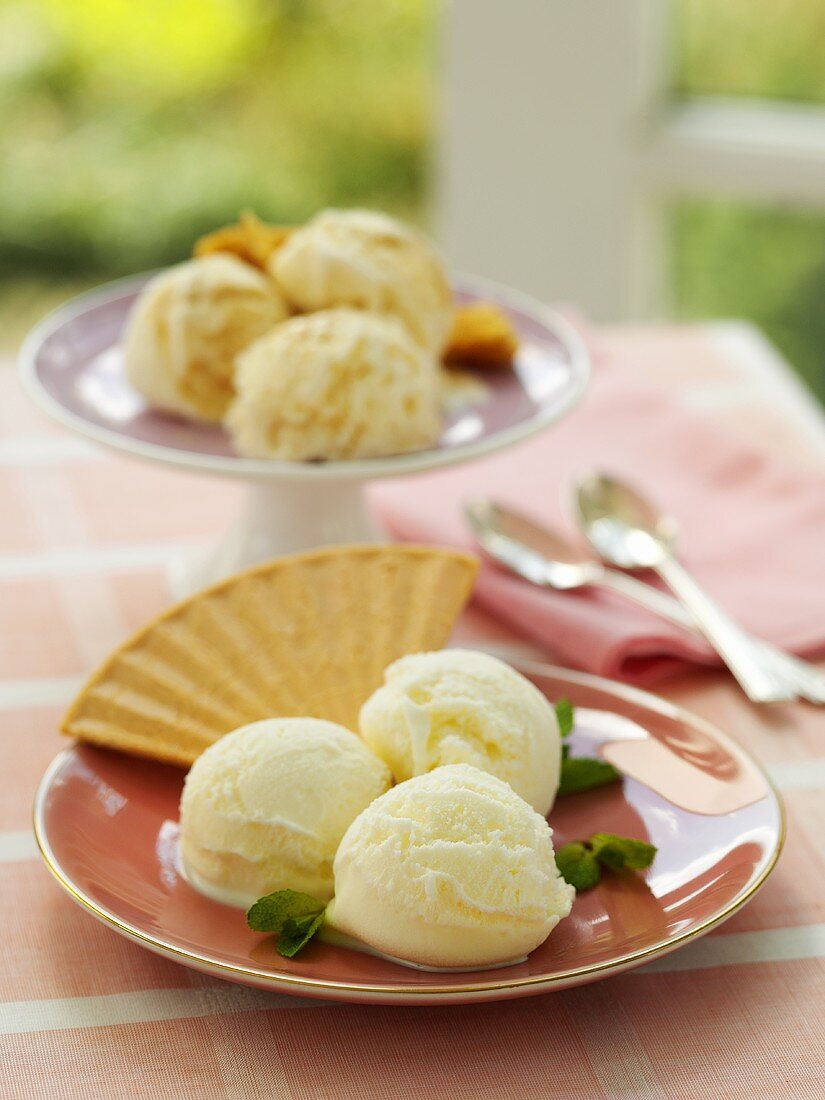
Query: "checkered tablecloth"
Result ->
[[1, 323, 824, 1099]]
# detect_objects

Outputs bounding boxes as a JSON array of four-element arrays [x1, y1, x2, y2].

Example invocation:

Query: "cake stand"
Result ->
[[20, 273, 590, 596]]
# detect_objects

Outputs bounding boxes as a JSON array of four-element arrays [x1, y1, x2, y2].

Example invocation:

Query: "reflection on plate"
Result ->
[[34, 662, 783, 1006]]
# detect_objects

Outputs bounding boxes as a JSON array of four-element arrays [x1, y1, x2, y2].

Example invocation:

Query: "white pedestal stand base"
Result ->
[[168, 478, 381, 600]]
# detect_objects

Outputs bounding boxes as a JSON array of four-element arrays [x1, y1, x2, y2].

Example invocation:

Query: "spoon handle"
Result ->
[[750, 641, 825, 704], [597, 569, 697, 628], [655, 556, 795, 704], [600, 568, 825, 703]]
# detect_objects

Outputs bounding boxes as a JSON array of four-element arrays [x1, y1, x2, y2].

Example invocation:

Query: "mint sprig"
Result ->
[[277, 911, 325, 957], [556, 832, 656, 891], [589, 833, 657, 871], [558, 757, 621, 795], [555, 697, 574, 738], [555, 841, 601, 891], [555, 698, 621, 795], [246, 889, 325, 958]]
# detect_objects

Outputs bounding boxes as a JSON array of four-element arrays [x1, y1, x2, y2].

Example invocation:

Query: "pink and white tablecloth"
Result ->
[[1, 322, 823, 1098]]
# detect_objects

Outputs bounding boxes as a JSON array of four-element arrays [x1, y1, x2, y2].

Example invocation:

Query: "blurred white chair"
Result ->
[[438, 0, 825, 323]]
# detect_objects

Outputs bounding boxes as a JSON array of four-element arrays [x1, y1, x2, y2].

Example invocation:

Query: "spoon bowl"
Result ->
[[465, 498, 602, 590], [574, 473, 797, 704], [465, 497, 703, 625], [574, 474, 679, 569]]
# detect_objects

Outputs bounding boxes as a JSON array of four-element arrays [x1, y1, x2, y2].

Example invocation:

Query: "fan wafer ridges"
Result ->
[[62, 545, 478, 766]]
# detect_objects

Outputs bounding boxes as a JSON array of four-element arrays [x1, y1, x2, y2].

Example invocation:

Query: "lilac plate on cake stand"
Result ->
[[20, 273, 589, 595]]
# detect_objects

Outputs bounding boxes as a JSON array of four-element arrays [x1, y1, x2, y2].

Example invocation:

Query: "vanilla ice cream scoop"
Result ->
[[359, 649, 562, 816], [179, 718, 391, 907], [326, 764, 574, 969], [226, 307, 441, 460], [123, 254, 288, 422], [271, 208, 453, 355]]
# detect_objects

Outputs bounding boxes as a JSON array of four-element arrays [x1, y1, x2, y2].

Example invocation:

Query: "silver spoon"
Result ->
[[466, 498, 699, 627], [571, 476, 825, 704], [467, 497, 825, 703], [574, 474, 798, 704]]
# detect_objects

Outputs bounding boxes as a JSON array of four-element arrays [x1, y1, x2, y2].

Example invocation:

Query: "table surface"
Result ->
[[1, 323, 824, 1099]]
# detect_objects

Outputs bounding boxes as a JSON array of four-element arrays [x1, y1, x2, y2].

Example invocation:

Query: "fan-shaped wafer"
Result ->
[[61, 545, 478, 767]]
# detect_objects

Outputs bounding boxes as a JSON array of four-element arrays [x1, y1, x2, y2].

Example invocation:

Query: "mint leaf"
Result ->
[[555, 698, 574, 738], [277, 911, 325, 958], [556, 842, 601, 891], [558, 756, 620, 795], [556, 833, 656, 893], [247, 889, 325, 933], [553, 701, 618, 792], [590, 833, 657, 871]]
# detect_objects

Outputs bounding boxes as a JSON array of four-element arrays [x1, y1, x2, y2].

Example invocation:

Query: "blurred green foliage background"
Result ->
[[0, 0, 435, 332], [1, 0, 823, 401], [673, 0, 825, 400]]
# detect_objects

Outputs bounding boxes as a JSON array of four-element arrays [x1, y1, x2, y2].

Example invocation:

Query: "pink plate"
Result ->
[[19, 274, 589, 482], [34, 662, 783, 1006]]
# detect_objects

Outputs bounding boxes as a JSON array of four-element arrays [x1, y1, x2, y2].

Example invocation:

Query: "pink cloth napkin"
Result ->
[[371, 338, 825, 684]]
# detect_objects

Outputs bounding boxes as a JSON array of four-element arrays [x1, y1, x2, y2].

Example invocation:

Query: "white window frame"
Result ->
[[437, 0, 825, 322]]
